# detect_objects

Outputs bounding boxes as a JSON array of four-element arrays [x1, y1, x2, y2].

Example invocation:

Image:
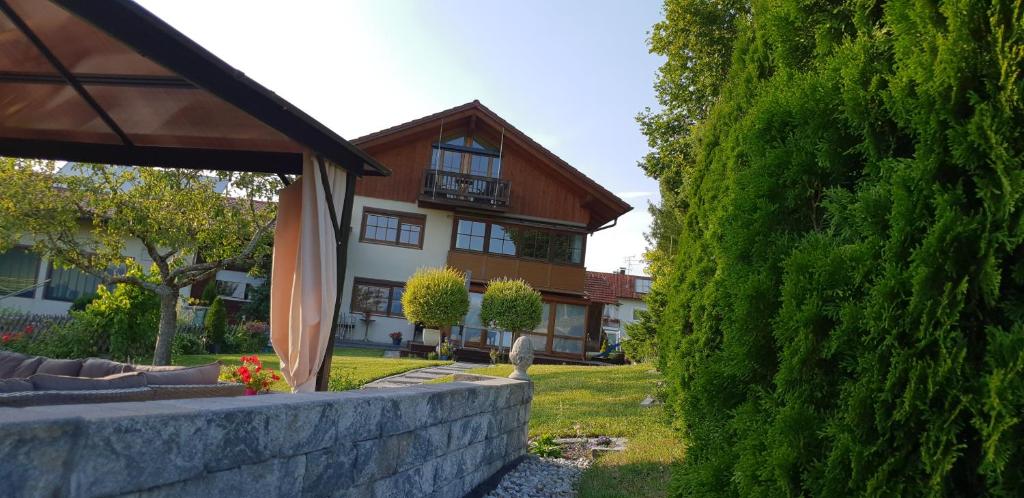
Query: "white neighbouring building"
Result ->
[[584, 269, 651, 345]]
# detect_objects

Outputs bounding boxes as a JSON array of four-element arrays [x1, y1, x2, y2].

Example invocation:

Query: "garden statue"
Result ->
[[508, 336, 534, 381]]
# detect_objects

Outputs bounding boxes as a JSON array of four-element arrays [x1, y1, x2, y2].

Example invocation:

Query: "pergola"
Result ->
[[0, 0, 391, 391]]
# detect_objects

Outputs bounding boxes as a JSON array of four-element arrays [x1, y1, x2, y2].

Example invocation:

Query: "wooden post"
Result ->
[[314, 158, 358, 391]]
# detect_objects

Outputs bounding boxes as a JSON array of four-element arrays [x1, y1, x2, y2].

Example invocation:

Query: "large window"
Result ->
[[551, 303, 586, 354], [44, 265, 103, 302], [0, 247, 41, 298], [351, 279, 405, 317], [634, 278, 652, 294], [455, 219, 487, 251], [360, 208, 425, 249], [453, 218, 585, 266], [431, 134, 501, 178]]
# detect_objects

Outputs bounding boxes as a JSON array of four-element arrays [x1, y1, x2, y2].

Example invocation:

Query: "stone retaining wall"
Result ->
[[0, 375, 532, 498]]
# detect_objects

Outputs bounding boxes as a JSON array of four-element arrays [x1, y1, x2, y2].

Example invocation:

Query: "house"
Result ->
[[340, 100, 632, 360], [585, 269, 651, 345], [0, 166, 265, 317]]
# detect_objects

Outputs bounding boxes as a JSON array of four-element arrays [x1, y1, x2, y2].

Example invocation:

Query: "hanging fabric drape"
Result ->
[[270, 154, 344, 392]]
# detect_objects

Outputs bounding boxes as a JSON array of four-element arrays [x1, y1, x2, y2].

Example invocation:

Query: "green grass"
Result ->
[[463, 364, 682, 498], [173, 347, 449, 392]]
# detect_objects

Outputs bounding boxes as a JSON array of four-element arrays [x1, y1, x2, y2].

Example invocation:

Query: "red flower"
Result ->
[[1, 334, 10, 343], [23, 325, 33, 334], [238, 366, 252, 384]]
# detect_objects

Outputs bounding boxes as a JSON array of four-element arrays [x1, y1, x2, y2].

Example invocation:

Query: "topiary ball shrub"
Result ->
[[401, 267, 469, 329], [479, 278, 543, 335]]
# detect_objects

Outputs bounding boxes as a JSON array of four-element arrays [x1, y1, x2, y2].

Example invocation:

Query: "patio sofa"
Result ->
[[0, 351, 245, 407]]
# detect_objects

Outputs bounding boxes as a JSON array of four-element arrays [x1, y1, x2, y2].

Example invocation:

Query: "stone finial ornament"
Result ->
[[508, 335, 534, 381]]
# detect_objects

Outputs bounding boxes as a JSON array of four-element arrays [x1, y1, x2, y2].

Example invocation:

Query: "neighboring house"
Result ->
[[341, 100, 632, 360], [0, 165, 264, 316], [585, 269, 651, 345]]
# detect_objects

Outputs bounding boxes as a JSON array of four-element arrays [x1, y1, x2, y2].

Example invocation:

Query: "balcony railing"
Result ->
[[421, 169, 511, 210]]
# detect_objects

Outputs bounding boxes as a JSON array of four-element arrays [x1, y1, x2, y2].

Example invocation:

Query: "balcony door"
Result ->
[[432, 135, 501, 179]]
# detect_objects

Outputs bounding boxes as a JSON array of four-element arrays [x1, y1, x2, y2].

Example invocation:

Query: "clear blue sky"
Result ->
[[137, 0, 664, 274]]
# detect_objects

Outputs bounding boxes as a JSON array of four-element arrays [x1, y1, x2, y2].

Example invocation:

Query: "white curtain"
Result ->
[[270, 154, 345, 392]]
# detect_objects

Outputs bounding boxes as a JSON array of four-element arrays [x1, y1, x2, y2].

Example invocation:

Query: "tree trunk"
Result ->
[[152, 291, 178, 365]]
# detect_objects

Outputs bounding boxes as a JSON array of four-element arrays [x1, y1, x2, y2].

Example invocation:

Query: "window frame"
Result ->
[[350, 278, 406, 318], [450, 217, 586, 267], [634, 278, 652, 294], [358, 207, 426, 250]]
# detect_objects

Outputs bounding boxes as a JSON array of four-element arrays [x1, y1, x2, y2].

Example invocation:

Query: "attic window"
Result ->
[[431, 134, 501, 178], [634, 278, 652, 294]]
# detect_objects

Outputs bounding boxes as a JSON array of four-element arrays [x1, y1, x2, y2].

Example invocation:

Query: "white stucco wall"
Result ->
[[617, 298, 647, 339], [1, 229, 218, 316], [339, 195, 454, 344]]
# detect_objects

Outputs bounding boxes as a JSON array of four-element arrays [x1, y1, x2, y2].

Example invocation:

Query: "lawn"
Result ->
[[463, 364, 682, 498], [173, 347, 449, 392]]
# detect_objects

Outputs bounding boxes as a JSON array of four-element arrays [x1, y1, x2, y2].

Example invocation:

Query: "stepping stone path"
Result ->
[[362, 362, 485, 389]]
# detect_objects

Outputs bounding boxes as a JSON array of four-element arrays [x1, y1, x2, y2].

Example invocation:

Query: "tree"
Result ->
[[479, 278, 543, 342], [643, 0, 1024, 496], [0, 160, 278, 365], [401, 267, 469, 330], [204, 296, 228, 353]]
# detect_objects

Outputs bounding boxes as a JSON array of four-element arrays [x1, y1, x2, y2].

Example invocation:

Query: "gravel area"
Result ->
[[484, 455, 591, 498]]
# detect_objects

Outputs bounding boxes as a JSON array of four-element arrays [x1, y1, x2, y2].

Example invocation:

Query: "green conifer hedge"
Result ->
[[645, 1, 1024, 496]]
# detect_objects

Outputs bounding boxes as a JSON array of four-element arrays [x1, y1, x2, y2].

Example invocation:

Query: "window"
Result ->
[[215, 280, 240, 298], [632, 308, 646, 321], [360, 208, 425, 249], [453, 218, 586, 266], [488, 224, 517, 256], [455, 219, 487, 251], [431, 134, 501, 178], [518, 229, 551, 260], [45, 265, 103, 302], [550, 233, 583, 264], [0, 247, 41, 298], [634, 278, 652, 294], [351, 279, 405, 317]]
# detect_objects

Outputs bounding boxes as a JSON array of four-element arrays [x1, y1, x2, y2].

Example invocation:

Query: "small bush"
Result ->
[[81, 266, 160, 362], [199, 282, 219, 306], [225, 321, 267, 353], [328, 369, 360, 391], [401, 267, 469, 329], [479, 278, 543, 334], [205, 296, 228, 352], [621, 310, 657, 363], [529, 434, 563, 458], [171, 331, 206, 356]]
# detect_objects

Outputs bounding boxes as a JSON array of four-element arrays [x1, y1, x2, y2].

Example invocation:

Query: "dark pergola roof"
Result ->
[[0, 0, 389, 176]]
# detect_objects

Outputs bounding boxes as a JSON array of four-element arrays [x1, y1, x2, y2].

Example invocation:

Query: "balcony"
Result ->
[[420, 169, 511, 211]]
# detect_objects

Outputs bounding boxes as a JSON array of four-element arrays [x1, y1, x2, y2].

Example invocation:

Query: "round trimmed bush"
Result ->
[[401, 267, 469, 329], [479, 278, 543, 334]]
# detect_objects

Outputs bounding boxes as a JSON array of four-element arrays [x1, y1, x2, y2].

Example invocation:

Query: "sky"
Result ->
[[136, 0, 664, 275]]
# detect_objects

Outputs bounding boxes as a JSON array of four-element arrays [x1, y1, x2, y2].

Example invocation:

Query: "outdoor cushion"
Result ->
[[79, 358, 134, 378], [36, 358, 84, 377], [0, 351, 30, 378], [30, 371, 147, 391], [11, 356, 45, 378], [0, 378, 33, 393], [136, 362, 221, 385]]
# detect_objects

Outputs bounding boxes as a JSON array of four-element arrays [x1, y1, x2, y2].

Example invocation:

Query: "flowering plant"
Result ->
[[222, 355, 280, 394], [1, 325, 33, 348], [388, 331, 403, 340], [437, 339, 455, 358]]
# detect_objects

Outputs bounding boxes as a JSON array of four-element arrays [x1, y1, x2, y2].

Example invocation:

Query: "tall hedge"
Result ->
[[643, 1, 1024, 496]]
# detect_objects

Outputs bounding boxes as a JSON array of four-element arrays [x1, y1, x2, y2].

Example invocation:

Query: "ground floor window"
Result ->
[[351, 278, 405, 317], [0, 247, 41, 298], [44, 265, 103, 302]]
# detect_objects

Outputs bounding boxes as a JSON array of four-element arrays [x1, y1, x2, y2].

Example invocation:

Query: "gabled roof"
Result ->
[[353, 100, 632, 225], [586, 271, 650, 303], [0, 0, 388, 176]]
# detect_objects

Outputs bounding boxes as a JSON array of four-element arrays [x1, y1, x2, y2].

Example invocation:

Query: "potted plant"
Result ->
[[479, 278, 543, 351], [222, 355, 281, 395], [401, 267, 469, 346], [389, 331, 403, 346], [437, 339, 455, 361]]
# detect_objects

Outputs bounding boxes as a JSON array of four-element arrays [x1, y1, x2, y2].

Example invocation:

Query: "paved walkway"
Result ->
[[362, 361, 486, 389]]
